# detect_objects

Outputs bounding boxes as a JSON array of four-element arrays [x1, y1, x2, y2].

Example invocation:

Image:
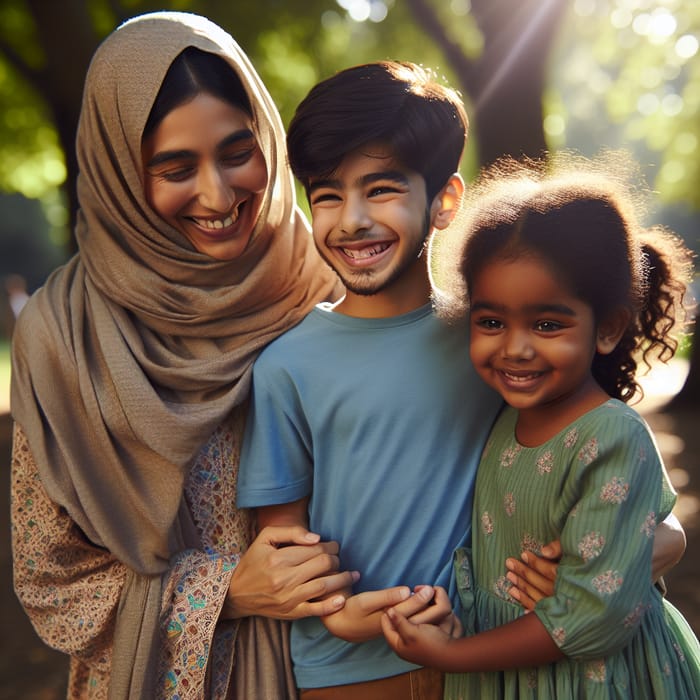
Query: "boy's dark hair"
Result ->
[[436, 152, 694, 402], [287, 61, 468, 201], [144, 46, 251, 139]]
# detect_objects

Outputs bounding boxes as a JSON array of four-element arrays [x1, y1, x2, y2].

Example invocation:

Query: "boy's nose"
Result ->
[[339, 197, 371, 235]]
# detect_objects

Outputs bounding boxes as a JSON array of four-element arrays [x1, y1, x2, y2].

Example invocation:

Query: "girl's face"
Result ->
[[469, 255, 608, 426], [142, 93, 268, 260]]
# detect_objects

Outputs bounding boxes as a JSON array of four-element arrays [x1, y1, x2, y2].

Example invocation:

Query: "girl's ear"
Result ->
[[596, 307, 632, 355], [431, 173, 465, 230]]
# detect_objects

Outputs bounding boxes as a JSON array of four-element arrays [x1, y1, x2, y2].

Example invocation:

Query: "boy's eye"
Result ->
[[310, 192, 341, 206], [368, 185, 400, 197]]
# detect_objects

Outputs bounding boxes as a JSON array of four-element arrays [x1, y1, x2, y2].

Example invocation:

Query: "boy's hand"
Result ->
[[321, 584, 451, 643], [505, 539, 562, 611]]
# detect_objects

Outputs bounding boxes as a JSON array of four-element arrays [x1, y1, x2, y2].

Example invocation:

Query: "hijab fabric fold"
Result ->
[[11, 11, 337, 697]]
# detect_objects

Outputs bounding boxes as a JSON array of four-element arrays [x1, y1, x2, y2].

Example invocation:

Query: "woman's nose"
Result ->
[[197, 165, 235, 212]]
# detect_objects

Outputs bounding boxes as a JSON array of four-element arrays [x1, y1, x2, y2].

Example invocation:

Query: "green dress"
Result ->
[[445, 400, 700, 699]]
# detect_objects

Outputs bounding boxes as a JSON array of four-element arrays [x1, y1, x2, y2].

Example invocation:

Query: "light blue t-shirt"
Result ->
[[237, 303, 502, 688]]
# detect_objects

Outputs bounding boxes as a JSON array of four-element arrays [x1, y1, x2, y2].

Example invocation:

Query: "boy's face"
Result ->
[[307, 144, 432, 316]]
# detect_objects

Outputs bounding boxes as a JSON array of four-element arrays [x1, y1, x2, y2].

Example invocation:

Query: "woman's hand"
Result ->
[[505, 539, 562, 611], [221, 525, 359, 620]]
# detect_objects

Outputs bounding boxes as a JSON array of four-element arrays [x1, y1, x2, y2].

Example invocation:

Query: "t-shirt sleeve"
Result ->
[[535, 413, 674, 659], [236, 353, 314, 508]]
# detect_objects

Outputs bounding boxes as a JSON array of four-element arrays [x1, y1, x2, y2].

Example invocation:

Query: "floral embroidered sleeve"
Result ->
[[534, 412, 673, 658], [10, 423, 127, 674]]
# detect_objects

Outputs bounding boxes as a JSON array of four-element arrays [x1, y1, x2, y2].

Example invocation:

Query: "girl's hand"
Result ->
[[222, 525, 359, 620], [505, 539, 562, 611], [381, 606, 455, 668]]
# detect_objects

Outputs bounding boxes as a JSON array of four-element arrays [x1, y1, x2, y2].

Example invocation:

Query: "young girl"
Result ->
[[381, 152, 700, 698]]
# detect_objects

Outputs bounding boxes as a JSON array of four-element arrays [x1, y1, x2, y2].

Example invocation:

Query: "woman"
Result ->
[[10, 11, 351, 698]]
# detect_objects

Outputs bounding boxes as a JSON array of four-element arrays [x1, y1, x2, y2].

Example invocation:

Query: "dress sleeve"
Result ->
[[534, 413, 672, 659], [10, 422, 126, 672]]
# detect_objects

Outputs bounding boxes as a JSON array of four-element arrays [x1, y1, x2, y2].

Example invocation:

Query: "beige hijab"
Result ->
[[11, 11, 337, 696]]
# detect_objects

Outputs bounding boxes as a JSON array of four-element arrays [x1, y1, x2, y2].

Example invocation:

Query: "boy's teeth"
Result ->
[[342, 243, 389, 259]]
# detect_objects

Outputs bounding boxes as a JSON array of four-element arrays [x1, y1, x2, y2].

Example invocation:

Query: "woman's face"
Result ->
[[142, 93, 268, 260]]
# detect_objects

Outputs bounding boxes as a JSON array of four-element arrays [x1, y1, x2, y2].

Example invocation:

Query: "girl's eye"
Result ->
[[475, 317, 503, 330], [535, 320, 562, 332]]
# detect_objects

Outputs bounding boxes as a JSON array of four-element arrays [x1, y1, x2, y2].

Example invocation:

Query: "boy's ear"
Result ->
[[431, 173, 465, 231], [596, 307, 632, 355]]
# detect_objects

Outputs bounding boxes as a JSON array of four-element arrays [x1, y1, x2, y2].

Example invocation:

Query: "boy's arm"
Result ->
[[256, 498, 310, 530]]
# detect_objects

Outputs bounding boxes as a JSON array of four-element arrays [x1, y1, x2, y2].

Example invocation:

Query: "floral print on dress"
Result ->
[[640, 511, 657, 538], [578, 437, 599, 465], [481, 511, 494, 535], [493, 575, 512, 601], [577, 531, 605, 562], [592, 569, 624, 595], [536, 450, 554, 475], [499, 444, 521, 468], [563, 427, 579, 448], [623, 603, 649, 629], [504, 492, 516, 517], [599, 476, 630, 504], [584, 659, 607, 683], [551, 627, 567, 646], [520, 532, 543, 555]]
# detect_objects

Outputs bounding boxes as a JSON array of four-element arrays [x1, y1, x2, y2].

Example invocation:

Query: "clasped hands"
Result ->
[[221, 523, 560, 639]]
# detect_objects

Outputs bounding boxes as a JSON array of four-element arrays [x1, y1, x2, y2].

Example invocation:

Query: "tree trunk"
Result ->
[[26, 0, 100, 254], [407, 0, 570, 166]]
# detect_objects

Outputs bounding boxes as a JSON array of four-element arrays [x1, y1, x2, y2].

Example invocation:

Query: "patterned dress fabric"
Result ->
[[445, 400, 700, 699], [11, 409, 295, 698]]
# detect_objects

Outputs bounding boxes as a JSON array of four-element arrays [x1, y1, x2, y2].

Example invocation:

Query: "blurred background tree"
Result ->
[[0, 0, 697, 396]]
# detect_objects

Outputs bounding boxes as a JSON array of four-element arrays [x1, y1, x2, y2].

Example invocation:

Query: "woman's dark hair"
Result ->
[[436, 152, 694, 402], [144, 47, 251, 139], [287, 60, 468, 202]]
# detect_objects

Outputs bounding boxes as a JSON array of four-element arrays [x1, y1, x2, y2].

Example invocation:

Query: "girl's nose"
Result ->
[[502, 329, 535, 360], [197, 165, 235, 212]]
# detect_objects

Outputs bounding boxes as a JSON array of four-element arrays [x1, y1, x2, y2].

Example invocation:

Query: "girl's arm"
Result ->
[[382, 604, 563, 672]]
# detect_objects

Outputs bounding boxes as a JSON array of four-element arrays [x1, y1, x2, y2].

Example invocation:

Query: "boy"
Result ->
[[237, 61, 501, 698]]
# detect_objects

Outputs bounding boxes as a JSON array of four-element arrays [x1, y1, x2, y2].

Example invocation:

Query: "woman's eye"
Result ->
[[221, 147, 255, 167], [159, 167, 194, 182]]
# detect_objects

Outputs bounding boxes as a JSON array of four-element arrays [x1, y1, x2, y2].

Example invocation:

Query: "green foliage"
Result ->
[[550, 0, 700, 209]]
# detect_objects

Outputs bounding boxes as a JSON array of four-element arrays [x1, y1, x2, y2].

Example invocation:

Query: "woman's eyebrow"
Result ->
[[146, 129, 256, 169]]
